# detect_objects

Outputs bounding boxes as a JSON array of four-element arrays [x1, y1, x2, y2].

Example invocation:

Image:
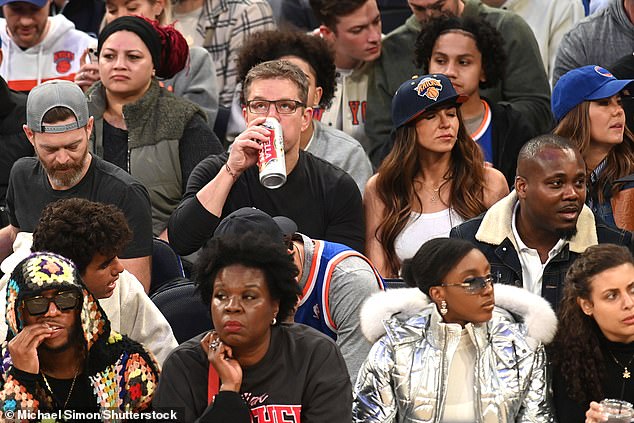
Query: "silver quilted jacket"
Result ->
[[353, 284, 556, 423]]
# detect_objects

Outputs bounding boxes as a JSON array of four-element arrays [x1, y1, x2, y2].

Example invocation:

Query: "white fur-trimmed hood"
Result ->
[[360, 284, 557, 345]]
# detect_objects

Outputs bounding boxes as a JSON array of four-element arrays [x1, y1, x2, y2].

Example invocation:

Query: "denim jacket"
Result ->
[[450, 191, 633, 311]]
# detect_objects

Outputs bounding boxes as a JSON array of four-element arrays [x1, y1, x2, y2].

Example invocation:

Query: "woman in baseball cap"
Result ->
[[364, 73, 509, 278], [553, 65, 634, 230]]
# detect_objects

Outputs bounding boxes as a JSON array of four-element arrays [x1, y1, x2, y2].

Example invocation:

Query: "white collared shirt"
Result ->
[[511, 202, 567, 295]]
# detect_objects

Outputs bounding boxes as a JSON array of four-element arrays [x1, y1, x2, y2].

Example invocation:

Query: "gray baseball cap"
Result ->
[[26, 80, 89, 133]]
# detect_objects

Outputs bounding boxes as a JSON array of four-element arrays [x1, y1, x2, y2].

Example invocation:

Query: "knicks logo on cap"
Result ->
[[414, 77, 443, 101], [54, 51, 74, 74], [594, 66, 613, 78]]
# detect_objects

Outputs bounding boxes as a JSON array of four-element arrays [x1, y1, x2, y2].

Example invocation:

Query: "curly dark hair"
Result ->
[[309, 0, 369, 29], [237, 30, 336, 109], [32, 198, 132, 274], [194, 232, 301, 325], [549, 244, 634, 405], [414, 15, 507, 90]]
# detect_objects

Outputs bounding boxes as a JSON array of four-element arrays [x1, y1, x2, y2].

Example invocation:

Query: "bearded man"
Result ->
[[0, 80, 153, 291]]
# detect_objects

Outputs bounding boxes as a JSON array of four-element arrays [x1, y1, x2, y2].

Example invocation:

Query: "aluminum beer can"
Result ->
[[257, 117, 286, 189]]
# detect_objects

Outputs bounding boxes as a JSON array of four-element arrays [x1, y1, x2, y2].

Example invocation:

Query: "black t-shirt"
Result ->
[[0, 86, 34, 208], [153, 323, 352, 423], [10, 368, 99, 422], [102, 120, 128, 172], [6, 155, 153, 258], [168, 151, 364, 255]]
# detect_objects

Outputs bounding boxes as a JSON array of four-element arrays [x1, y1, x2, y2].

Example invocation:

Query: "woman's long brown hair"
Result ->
[[374, 108, 487, 276], [554, 101, 634, 203]]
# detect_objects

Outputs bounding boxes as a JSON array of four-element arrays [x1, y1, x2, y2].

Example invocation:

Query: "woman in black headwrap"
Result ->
[[86, 16, 223, 239]]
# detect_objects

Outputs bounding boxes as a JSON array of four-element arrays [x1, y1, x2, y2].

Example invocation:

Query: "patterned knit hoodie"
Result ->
[[0, 252, 159, 420]]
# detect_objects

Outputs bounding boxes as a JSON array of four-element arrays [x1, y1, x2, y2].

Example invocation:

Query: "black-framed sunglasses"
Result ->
[[23, 291, 81, 316], [441, 274, 497, 295], [246, 99, 306, 115]]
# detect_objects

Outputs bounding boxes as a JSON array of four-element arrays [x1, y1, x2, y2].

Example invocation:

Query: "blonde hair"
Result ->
[[102, 0, 173, 29]]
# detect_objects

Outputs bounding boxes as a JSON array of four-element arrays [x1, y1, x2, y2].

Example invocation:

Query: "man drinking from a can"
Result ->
[[167, 59, 365, 261]]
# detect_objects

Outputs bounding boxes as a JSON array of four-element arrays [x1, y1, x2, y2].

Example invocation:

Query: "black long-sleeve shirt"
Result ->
[[168, 150, 364, 255], [553, 336, 634, 422]]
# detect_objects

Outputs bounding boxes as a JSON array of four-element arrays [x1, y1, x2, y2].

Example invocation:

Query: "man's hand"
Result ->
[[7, 323, 53, 374], [226, 116, 270, 176], [194, 116, 271, 218]]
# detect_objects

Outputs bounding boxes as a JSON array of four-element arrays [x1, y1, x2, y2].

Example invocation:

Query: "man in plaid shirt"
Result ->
[[174, 0, 276, 107]]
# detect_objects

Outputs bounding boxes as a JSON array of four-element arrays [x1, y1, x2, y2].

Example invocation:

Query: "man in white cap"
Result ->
[[0, 79, 153, 292], [0, 0, 95, 91]]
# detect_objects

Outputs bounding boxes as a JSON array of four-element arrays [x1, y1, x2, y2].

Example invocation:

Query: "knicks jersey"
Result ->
[[294, 240, 384, 339]]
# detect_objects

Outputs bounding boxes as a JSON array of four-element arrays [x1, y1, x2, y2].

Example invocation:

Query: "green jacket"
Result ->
[[366, 0, 552, 166], [87, 80, 205, 235]]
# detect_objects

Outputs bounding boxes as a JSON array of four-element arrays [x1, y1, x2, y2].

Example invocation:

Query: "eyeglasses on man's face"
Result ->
[[441, 274, 497, 295], [246, 99, 306, 115], [23, 290, 81, 316]]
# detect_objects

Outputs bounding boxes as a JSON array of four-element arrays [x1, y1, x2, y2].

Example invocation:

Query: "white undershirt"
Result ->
[[511, 202, 566, 295], [441, 328, 477, 423]]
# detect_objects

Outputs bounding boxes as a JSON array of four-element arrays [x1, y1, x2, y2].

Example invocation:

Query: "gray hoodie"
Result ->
[[553, 0, 634, 84]]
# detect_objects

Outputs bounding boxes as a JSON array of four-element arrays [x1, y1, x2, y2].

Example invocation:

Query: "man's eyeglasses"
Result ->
[[246, 99, 306, 115], [441, 274, 496, 295], [23, 291, 81, 316]]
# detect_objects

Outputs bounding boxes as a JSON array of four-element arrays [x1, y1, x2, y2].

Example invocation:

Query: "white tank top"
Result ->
[[394, 209, 465, 263]]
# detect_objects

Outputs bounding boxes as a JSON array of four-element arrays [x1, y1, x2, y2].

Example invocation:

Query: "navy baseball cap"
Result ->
[[0, 0, 49, 6], [391, 74, 468, 128], [552, 65, 634, 122], [213, 207, 297, 246]]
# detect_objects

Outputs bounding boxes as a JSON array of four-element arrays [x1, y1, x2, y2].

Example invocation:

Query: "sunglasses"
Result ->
[[441, 274, 497, 295], [23, 291, 81, 316]]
